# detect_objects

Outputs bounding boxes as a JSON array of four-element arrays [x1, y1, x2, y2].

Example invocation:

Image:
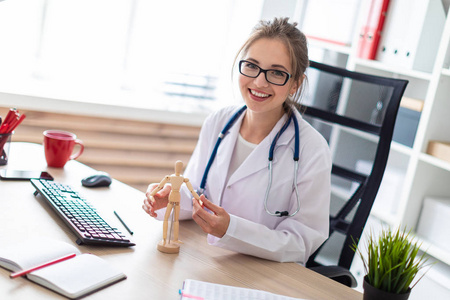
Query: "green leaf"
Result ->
[[351, 226, 431, 294]]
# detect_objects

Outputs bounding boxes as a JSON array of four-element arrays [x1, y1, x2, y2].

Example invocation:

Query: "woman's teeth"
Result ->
[[250, 89, 270, 98]]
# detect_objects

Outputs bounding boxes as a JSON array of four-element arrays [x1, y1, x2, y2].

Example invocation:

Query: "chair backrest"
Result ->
[[303, 61, 408, 270]]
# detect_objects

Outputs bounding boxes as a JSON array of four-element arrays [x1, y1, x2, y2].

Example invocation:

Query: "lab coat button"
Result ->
[[227, 186, 231, 189]]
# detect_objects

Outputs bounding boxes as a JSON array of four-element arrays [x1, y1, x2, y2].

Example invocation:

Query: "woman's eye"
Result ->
[[270, 70, 285, 78], [245, 62, 258, 69]]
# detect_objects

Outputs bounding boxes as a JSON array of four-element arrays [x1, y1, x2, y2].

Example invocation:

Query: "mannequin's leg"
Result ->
[[173, 204, 181, 243], [162, 203, 173, 244]]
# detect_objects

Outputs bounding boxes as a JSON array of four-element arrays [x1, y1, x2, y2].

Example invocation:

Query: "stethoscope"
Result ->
[[198, 105, 301, 217]]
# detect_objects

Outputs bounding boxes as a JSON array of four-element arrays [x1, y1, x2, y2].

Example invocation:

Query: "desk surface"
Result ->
[[0, 143, 362, 300]]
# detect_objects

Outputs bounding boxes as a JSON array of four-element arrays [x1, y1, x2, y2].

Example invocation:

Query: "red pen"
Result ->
[[0, 109, 15, 133], [180, 290, 205, 300], [3, 109, 16, 125], [9, 113, 26, 133], [0, 123, 9, 134], [10, 253, 77, 278]]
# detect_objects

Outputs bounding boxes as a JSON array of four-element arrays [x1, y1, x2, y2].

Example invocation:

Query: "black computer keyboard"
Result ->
[[31, 178, 135, 247]]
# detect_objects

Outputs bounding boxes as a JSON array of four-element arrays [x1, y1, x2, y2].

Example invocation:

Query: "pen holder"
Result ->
[[0, 133, 12, 165]]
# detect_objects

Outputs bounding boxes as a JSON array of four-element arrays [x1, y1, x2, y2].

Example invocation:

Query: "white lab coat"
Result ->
[[158, 105, 331, 263]]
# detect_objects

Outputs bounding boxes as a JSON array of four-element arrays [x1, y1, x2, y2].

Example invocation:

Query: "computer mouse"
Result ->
[[81, 173, 112, 188]]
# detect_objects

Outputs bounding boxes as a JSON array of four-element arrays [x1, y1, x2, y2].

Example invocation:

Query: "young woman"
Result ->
[[143, 18, 331, 263]]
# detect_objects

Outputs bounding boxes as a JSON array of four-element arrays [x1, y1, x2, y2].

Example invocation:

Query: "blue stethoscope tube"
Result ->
[[199, 105, 301, 217]]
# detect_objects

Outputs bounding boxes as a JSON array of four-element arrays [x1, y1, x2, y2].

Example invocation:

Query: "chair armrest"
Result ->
[[309, 265, 357, 288]]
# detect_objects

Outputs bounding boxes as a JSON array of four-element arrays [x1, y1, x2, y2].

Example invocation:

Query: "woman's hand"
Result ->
[[192, 195, 230, 238], [142, 183, 170, 218]]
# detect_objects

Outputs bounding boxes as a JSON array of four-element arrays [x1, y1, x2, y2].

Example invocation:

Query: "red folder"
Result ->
[[357, 0, 390, 60]]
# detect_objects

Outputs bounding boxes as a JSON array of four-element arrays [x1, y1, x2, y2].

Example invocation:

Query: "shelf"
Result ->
[[412, 235, 450, 266], [442, 68, 450, 77], [339, 126, 379, 143], [419, 152, 450, 172], [370, 208, 397, 226], [353, 58, 433, 81], [391, 141, 413, 156], [339, 126, 413, 156], [331, 184, 353, 200], [331, 178, 401, 227]]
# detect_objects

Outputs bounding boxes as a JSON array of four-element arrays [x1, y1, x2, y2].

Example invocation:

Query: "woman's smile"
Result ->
[[249, 88, 271, 101]]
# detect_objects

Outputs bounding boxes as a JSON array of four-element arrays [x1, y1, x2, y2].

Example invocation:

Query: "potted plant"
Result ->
[[352, 227, 430, 300]]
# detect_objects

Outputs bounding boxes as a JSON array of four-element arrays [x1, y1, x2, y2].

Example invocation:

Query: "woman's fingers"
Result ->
[[143, 183, 171, 218], [192, 195, 230, 238], [157, 184, 171, 198], [142, 196, 158, 217], [145, 183, 158, 197], [200, 195, 221, 215]]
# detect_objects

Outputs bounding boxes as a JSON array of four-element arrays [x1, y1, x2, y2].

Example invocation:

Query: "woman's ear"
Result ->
[[290, 74, 305, 96]]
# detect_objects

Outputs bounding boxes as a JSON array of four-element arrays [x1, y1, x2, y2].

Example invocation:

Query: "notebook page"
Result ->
[[182, 279, 306, 300], [29, 253, 126, 299], [0, 238, 80, 271]]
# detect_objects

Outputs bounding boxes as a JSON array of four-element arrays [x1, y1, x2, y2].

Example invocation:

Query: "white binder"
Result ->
[[301, 0, 361, 46], [375, 0, 445, 72]]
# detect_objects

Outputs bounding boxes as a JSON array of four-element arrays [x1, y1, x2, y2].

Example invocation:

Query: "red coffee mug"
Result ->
[[43, 130, 84, 168]]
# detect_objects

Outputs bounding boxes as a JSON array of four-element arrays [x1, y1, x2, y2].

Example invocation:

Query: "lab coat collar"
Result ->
[[221, 109, 297, 187]]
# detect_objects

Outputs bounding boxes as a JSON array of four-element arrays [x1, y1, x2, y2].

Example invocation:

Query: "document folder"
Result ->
[[356, 0, 390, 60]]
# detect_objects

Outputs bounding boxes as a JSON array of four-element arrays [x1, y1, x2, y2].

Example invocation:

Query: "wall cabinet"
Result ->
[[261, 0, 450, 294], [349, 3, 450, 265]]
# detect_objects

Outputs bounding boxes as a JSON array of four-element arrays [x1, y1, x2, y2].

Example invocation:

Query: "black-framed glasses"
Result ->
[[239, 60, 291, 86]]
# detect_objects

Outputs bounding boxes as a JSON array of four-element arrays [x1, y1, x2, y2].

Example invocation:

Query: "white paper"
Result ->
[[0, 238, 80, 272], [29, 254, 126, 299], [181, 279, 306, 300]]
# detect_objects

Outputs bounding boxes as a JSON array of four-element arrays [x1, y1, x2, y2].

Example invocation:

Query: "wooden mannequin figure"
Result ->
[[149, 160, 201, 254]]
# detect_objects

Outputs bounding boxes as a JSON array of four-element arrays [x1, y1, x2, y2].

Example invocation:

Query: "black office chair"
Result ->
[[302, 61, 408, 287]]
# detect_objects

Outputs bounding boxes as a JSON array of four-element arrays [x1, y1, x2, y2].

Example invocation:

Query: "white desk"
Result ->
[[0, 143, 362, 299]]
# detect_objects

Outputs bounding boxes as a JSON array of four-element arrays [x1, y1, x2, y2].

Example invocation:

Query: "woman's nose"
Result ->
[[254, 72, 269, 87]]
